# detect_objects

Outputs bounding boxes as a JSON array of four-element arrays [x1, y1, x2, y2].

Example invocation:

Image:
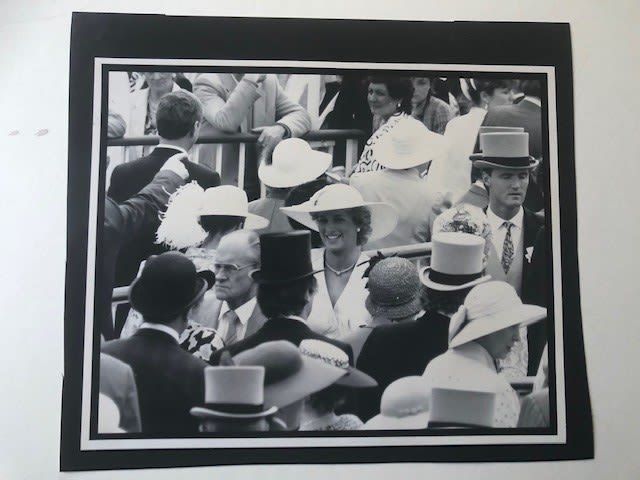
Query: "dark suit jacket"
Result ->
[[107, 147, 220, 335], [102, 328, 208, 435], [354, 312, 450, 421], [100, 170, 184, 340], [210, 317, 354, 365], [108, 146, 220, 203], [457, 183, 489, 209], [520, 209, 547, 375]]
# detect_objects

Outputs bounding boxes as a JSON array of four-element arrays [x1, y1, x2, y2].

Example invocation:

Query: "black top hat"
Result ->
[[129, 251, 215, 320], [251, 231, 321, 284]]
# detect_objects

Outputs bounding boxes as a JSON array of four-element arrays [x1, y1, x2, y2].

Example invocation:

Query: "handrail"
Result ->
[[111, 242, 433, 303], [107, 129, 367, 147]]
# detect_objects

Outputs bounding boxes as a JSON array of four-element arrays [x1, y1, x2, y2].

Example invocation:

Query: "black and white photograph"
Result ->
[[59, 13, 592, 470]]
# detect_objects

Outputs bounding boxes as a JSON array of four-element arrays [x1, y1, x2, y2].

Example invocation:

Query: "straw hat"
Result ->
[[361, 376, 430, 430], [258, 138, 332, 188], [280, 184, 398, 242], [365, 257, 422, 320], [420, 232, 491, 292], [448, 281, 546, 348], [190, 366, 278, 420], [232, 341, 346, 408], [299, 339, 377, 388], [373, 115, 449, 170], [198, 185, 269, 230], [469, 132, 539, 170]]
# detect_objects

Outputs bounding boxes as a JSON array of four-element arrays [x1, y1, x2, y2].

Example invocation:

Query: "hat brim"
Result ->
[[258, 150, 332, 188], [243, 213, 270, 230], [365, 294, 423, 320], [419, 267, 492, 292], [449, 304, 546, 348], [361, 411, 430, 430], [469, 155, 540, 171], [190, 405, 278, 420], [281, 203, 398, 242], [129, 271, 213, 319], [335, 367, 378, 388], [375, 126, 449, 170], [249, 267, 324, 285], [263, 355, 347, 408]]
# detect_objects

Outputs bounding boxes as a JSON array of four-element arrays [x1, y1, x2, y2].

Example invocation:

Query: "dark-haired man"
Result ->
[[107, 91, 221, 336], [210, 231, 353, 364]]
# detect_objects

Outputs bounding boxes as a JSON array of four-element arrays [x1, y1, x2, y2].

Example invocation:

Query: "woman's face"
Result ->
[[367, 83, 399, 120], [411, 77, 431, 104], [144, 72, 174, 91], [314, 209, 359, 253], [485, 86, 513, 108], [482, 325, 520, 360]]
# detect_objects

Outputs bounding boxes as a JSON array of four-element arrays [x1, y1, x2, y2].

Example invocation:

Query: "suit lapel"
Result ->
[[245, 305, 267, 337]]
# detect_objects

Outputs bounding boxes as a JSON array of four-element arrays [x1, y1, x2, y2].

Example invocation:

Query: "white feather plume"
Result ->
[[155, 181, 207, 250]]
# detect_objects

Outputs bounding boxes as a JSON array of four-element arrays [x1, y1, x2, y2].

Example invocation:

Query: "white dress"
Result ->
[[423, 341, 521, 428], [306, 249, 372, 340]]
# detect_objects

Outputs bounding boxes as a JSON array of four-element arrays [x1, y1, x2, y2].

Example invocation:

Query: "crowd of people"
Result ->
[[98, 71, 550, 435]]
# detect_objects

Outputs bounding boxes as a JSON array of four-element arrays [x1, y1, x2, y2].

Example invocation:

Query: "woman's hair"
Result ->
[[198, 215, 245, 236], [466, 79, 513, 106], [422, 286, 472, 316], [520, 79, 541, 98], [310, 206, 372, 246], [285, 178, 330, 249], [156, 90, 203, 139], [307, 385, 349, 414], [367, 76, 414, 114], [257, 276, 318, 318]]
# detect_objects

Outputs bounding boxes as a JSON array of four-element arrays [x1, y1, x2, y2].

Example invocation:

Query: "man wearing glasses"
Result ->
[[211, 230, 267, 347]]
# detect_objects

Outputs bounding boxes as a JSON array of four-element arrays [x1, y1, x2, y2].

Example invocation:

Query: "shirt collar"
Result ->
[[523, 96, 541, 107], [487, 206, 524, 231], [139, 322, 180, 343], [453, 341, 498, 372], [220, 297, 257, 326], [156, 143, 188, 155], [284, 315, 307, 325]]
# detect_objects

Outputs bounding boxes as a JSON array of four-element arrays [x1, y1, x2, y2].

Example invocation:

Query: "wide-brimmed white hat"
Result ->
[[362, 376, 430, 430], [373, 116, 449, 170], [448, 281, 546, 348], [470, 132, 539, 170], [198, 185, 269, 230], [280, 184, 398, 242], [190, 366, 278, 420], [420, 232, 492, 291], [258, 138, 332, 188]]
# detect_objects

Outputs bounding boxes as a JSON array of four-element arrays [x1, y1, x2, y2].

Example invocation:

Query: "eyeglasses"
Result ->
[[213, 263, 256, 274]]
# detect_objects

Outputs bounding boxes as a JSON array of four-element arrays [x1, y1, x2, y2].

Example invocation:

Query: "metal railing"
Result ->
[[107, 129, 366, 195]]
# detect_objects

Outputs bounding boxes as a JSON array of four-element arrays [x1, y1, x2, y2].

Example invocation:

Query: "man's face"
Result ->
[[484, 168, 530, 210], [213, 240, 257, 307]]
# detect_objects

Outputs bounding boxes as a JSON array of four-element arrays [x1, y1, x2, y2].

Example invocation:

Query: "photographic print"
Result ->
[[61, 13, 592, 470]]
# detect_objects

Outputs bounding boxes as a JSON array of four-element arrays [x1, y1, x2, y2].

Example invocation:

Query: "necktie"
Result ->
[[222, 310, 242, 346], [501, 221, 514, 274]]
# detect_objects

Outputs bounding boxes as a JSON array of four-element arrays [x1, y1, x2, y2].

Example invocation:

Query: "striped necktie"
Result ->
[[501, 221, 515, 274]]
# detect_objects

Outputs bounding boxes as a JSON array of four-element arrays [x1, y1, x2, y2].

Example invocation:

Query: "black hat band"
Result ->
[[428, 270, 483, 286], [203, 403, 266, 414]]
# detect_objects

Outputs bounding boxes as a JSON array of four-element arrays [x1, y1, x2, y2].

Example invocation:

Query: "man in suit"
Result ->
[[483, 80, 544, 211], [211, 231, 353, 364], [471, 131, 545, 376], [207, 230, 267, 347], [108, 91, 221, 336], [193, 73, 311, 199], [100, 154, 188, 340], [102, 252, 214, 435]]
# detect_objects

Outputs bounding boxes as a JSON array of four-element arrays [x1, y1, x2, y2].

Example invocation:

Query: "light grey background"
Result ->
[[0, 1, 638, 478]]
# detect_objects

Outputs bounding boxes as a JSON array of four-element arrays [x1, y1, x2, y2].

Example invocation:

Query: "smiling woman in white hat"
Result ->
[[281, 184, 398, 339], [423, 280, 546, 427]]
